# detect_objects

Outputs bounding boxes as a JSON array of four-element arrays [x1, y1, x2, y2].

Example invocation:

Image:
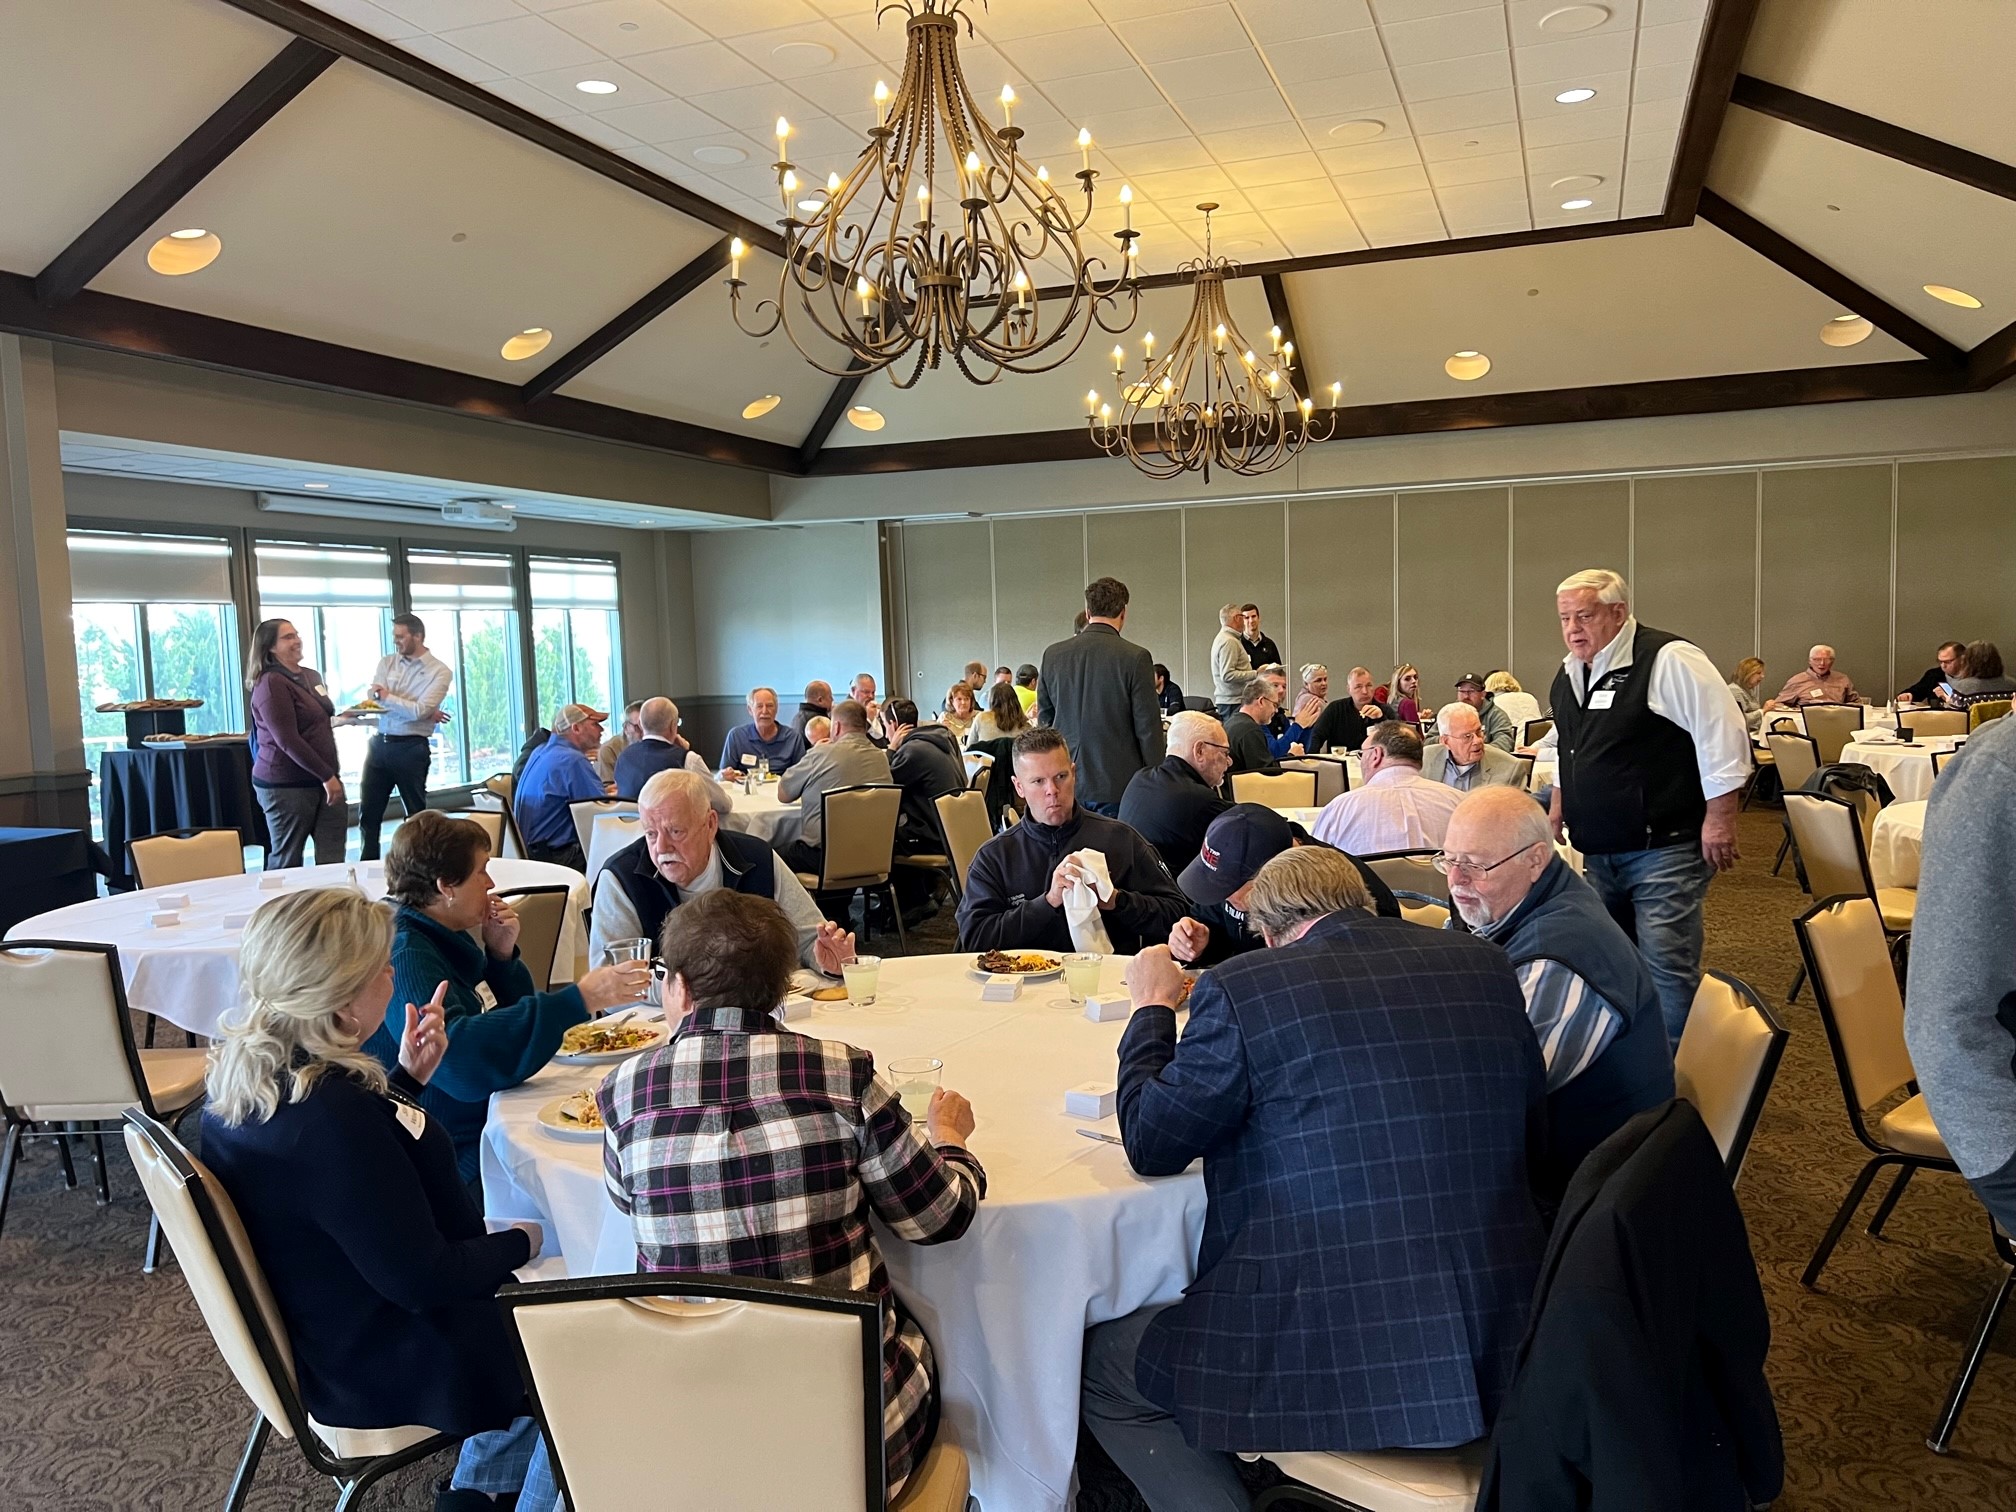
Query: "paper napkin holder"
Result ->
[[979, 973, 1022, 1002]]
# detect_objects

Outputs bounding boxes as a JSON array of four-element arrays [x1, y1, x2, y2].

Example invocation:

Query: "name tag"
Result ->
[[1589, 690, 1616, 710], [393, 1101, 427, 1140], [474, 982, 497, 1011]]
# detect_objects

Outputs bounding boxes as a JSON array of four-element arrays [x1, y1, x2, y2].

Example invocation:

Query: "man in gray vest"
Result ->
[[1445, 787, 1674, 1194], [1547, 569, 1751, 1041]]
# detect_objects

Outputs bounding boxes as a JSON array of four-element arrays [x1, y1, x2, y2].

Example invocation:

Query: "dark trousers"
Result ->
[[1082, 1306, 1252, 1512], [526, 838, 587, 873], [358, 733, 432, 860]]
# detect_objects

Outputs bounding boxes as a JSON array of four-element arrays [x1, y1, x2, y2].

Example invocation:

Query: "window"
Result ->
[[255, 540, 394, 788], [407, 548, 524, 788], [530, 555, 622, 724]]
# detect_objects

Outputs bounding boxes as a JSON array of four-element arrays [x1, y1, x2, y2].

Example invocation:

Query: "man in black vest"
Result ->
[[1548, 569, 1751, 1042], [588, 768, 855, 976]]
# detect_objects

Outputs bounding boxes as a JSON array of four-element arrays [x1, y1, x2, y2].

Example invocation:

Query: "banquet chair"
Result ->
[[1521, 717, 1552, 747], [1801, 704, 1864, 766], [1283, 757, 1349, 806], [121, 1110, 461, 1511], [1232, 770, 1317, 807], [494, 886, 571, 989], [1510, 755, 1535, 789], [0, 942, 205, 1270], [931, 792, 991, 900], [1793, 895, 1954, 1290], [1674, 971, 1788, 1182], [1182, 696, 1213, 712], [797, 785, 905, 955], [1250, 1441, 1485, 1511], [1764, 732, 1820, 875], [1969, 698, 2011, 729], [130, 827, 245, 890], [445, 807, 505, 855], [569, 799, 637, 861], [1359, 851, 1448, 904], [499, 1270, 969, 1512], [1898, 708, 1966, 739], [1782, 792, 1913, 1001], [1931, 748, 1953, 778]]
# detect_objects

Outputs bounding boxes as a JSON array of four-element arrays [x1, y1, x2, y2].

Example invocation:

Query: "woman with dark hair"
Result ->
[[360, 810, 652, 1187], [245, 617, 346, 869], [967, 678, 1031, 746], [1942, 641, 2016, 711]]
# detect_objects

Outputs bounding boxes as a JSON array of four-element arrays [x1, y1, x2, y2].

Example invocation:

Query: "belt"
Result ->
[[375, 733, 430, 742]]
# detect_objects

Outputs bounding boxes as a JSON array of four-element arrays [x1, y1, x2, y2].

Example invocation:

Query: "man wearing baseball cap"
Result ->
[[1454, 672, 1517, 752], [515, 702, 610, 869], [1171, 805, 1394, 966]]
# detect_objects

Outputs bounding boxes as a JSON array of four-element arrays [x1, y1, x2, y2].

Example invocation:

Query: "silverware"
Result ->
[[1076, 1128, 1124, 1146]]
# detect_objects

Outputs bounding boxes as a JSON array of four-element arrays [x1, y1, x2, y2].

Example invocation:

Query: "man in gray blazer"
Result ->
[[1037, 577, 1167, 816], [1422, 702, 1528, 792]]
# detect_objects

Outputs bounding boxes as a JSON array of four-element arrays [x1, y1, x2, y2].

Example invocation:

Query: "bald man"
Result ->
[[1774, 645, 1863, 706], [1445, 787, 1674, 1190], [613, 696, 718, 800], [1118, 709, 1234, 875]]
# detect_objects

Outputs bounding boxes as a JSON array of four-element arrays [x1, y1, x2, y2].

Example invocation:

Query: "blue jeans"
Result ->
[[1081, 1306, 1252, 1512], [1584, 841, 1714, 1043]]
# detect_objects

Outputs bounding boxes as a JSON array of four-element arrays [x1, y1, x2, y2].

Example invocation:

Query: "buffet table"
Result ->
[[98, 743, 264, 890]]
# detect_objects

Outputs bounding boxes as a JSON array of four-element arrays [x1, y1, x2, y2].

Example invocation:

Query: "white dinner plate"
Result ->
[[966, 957, 1064, 983], [551, 1020, 668, 1064], [536, 1093, 606, 1142]]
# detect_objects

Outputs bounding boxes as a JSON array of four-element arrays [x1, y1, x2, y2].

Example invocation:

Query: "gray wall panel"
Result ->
[[992, 514, 1086, 674], [1633, 472, 1759, 686], [1511, 480, 1629, 699], [1286, 494, 1395, 688], [1896, 457, 2016, 689], [1761, 466, 1892, 701], [1087, 509, 1185, 684], [1398, 488, 1509, 706], [1183, 501, 1285, 696], [900, 520, 995, 709]]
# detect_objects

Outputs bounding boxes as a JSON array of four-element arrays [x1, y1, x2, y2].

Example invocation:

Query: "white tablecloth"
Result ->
[[585, 786, 808, 879], [1869, 800, 1928, 890], [6, 859, 590, 1039], [480, 952, 1205, 1512], [1839, 736, 1958, 803]]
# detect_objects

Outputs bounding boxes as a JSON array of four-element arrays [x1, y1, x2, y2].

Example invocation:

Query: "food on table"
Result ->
[[1177, 974, 1198, 1008], [96, 698, 204, 712], [809, 985, 851, 1002], [555, 1090, 603, 1130], [975, 950, 1064, 975], [558, 1020, 658, 1057], [141, 732, 246, 745]]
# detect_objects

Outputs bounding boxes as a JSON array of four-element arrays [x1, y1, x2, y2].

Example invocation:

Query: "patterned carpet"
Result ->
[[1, 807, 2011, 1510]]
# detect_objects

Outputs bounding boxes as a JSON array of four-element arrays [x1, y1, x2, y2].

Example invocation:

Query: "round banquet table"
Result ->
[[1869, 799, 1928, 890], [480, 952, 1205, 1512], [584, 785, 806, 878], [6, 859, 590, 1040], [1839, 734, 1959, 803]]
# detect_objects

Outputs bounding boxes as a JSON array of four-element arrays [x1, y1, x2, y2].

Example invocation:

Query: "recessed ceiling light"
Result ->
[[772, 40, 836, 67], [1559, 198, 1594, 210], [1554, 87, 1598, 104], [303, 482, 330, 490], [1820, 314, 1873, 347], [575, 79, 618, 95], [1924, 284, 1983, 308], [146, 229, 221, 275], [692, 144, 749, 166], [1537, 4, 1611, 32], [1328, 119, 1387, 143], [742, 395, 782, 419], [1445, 350, 1491, 381], [845, 405, 886, 432], [501, 327, 554, 361], [1550, 174, 1603, 192]]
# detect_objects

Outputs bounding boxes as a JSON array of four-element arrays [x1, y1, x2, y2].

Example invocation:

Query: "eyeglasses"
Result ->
[[1432, 842, 1542, 878], [1198, 741, 1231, 756]]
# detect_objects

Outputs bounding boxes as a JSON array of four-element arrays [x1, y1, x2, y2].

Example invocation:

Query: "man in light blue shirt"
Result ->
[[717, 685, 808, 776], [516, 703, 609, 869], [358, 613, 453, 860]]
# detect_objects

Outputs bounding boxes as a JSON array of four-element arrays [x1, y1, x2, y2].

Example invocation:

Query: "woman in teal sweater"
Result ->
[[364, 810, 651, 1186]]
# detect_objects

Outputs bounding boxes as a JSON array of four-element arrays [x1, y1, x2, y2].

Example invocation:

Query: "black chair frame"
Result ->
[[1928, 1221, 2016, 1454]]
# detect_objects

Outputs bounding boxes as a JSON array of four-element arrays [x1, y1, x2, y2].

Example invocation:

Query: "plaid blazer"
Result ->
[[1117, 910, 1548, 1453]]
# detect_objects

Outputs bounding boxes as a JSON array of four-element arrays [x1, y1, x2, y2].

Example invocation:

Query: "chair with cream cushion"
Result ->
[[1359, 850, 1448, 905], [1800, 703, 1864, 765], [1783, 794, 1915, 931], [798, 785, 905, 955], [121, 1109, 457, 1510], [499, 1270, 969, 1512], [0, 941, 205, 1269], [1233, 770, 1318, 807], [932, 791, 991, 900], [1898, 708, 1966, 739], [130, 827, 245, 890], [446, 807, 504, 856], [1674, 971, 1788, 1182], [1251, 1442, 1485, 1511], [569, 799, 637, 862], [494, 885, 570, 989], [1283, 757, 1349, 806], [1764, 731, 1820, 876]]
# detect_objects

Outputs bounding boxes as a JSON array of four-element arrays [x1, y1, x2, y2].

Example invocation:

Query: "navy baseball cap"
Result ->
[[1179, 804, 1297, 905]]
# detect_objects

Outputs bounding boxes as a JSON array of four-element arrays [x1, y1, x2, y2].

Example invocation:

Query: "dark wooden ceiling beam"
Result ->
[[1662, 0, 1764, 222], [521, 237, 732, 403], [34, 38, 335, 307], [0, 272, 795, 475], [1732, 76, 2016, 202], [1967, 317, 2016, 391], [1699, 190, 1963, 363], [799, 363, 872, 471], [807, 359, 1966, 475]]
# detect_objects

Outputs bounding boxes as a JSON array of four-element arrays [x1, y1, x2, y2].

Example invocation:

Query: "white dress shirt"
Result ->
[[1554, 617, 1752, 801], [1309, 764, 1464, 855], [370, 650, 452, 738]]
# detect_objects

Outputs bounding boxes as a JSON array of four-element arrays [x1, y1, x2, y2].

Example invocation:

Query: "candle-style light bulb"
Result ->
[[1243, 349, 1256, 367], [1282, 339, 1294, 365], [917, 183, 930, 219], [1111, 344, 1125, 371], [1000, 83, 1016, 126], [775, 116, 791, 145], [964, 149, 982, 196], [1268, 324, 1282, 351], [729, 236, 744, 280], [781, 169, 798, 194], [1300, 396, 1314, 417], [1267, 370, 1280, 393], [1086, 388, 1099, 415], [1213, 323, 1226, 350], [1099, 403, 1112, 422], [1119, 182, 1133, 231], [1077, 127, 1092, 173], [1012, 268, 1029, 307], [1036, 164, 1050, 184], [827, 171, 842, 194], [1330, 381, 1342, 404], [873, 81, 889, 125]]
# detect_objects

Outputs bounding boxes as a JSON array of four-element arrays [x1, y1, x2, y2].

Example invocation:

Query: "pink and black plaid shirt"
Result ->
[[597, 1005, 986, 1497]]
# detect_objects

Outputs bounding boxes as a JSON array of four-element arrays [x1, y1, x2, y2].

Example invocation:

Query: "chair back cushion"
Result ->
[[509, 1287, 875, 1511], [130, 829, 245, 890], [820, 786, 900, 888], [1522, 718, 1553, 746], [0, 945, 147, 1121], [1230, 770, 1317, 807], [1898, 708, 1966, 738], [1288, 756, 1349, 806], [452, 809, 506, 855], [1763, 732, 1819, 789], [497, 886, 569, 989], [1362, 850, 1449, 903], [934, 792, 992, 896], [1800, 703, 1864, 765], [570, 800, 636, 859], [1970, 699, 2011, 730], [484, 772, 515, 808], [1797, 896, 1915, 1111], [1782, 793, 1869, 900], [1674, 973, 1785, 1178]]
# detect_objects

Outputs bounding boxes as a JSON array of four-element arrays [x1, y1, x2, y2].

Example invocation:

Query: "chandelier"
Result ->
[[1086, 205, 1340, 480], [724, 0, 1140, 387]]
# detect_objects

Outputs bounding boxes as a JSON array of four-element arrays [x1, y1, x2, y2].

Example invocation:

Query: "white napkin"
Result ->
[[1064, 848, 1115, 954]]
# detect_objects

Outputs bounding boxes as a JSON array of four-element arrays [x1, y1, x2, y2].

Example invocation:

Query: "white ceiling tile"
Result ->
[[1300, 106, 1411, 145], [519, 59, 671, 111], [373, 0, 523, 27], [626, 41, 770, 94], [1180, 86, 1295, 132], [1638, 0, 1707, 21], [1000, 25, 1138, 80], [1042, 68, 1167, 117], [1378, 8, 1506, 67], [1619, 180, 1666, 217], [1631, 60, 1694, 102], [1336, 163, 1431, 197], [1371, 0, 1500, 21], [970, 0, 1105, 40], [1508, 0, 1638, 38], [1510, 31, 1636, 85], [1244, 177, 1341, 209], [1630, 94, 1686, 131], [1318, 137, 1423, 174], [1241, 0, 1375, 44], [1150, 50, 1278, 100], [1112, 4, 1253, 62], [1631, 18, 1699, 67], [1401, 88, 1516, 133], [662, 0, 819, 36], [1110, 136, 1219, 172], [541, 0, 705, 57], [482, 74, 587, 120], [1097, 0, 1226, 19], [685, 79, 823, 134], [392, 32, 512, 82], [1514, 70, 1628, 115], [723, 20, 878, 78], [1425, 149, 1525, 186], [1085, 102, 1193, 146], [1265, 29, 1391, 85], [786, 61, 889, 115], [1202, 122, 1312, 159], [1223, 151, 1324, 185], [1518, 103, 1627, 147], [437, 14, 601, 72], [1432, 176, 1530, 221], [771, 113, 864, 163], [1524, 138, 1623, 177], [1395, 51, 1512, 102], [1415, 120, 1523, 159], [1625, 125, 1680, 161], [312, 0, 429, 40], [1284, 71, 1404, 116], [565, 115, 642, 152]]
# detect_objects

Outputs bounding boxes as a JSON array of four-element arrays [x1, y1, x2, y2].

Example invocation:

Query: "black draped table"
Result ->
[[0, 828, 94, 934], [98, 745, 266, 891]]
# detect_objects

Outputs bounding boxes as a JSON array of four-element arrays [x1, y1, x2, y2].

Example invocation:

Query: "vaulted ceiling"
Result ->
[[1, 0, 2011, 485]]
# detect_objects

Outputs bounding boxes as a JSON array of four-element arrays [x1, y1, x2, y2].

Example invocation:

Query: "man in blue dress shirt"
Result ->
[[718, 685, 808, 776], [514, 702, 608, 870]]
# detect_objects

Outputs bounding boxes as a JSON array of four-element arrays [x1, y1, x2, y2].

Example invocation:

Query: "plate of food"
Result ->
[[97, 698, 204, 713], [536, 1088, 607, 1141], [969, 949, 1065, 981], [552, 1017, 666, 1064], [141, 731, 248, 746], [342, 698, 387, 717]]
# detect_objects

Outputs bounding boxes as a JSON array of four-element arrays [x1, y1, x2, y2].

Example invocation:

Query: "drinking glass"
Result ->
[[888, 1057, 942, 1112], [1063, 952, 1103, 1005], [843, 954, 882, 1006], [602, 938, 651, 967]]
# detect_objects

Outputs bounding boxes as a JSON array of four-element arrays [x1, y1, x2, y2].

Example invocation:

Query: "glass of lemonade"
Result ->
[[843, 953, 882, 1006], [888, 1057, 943, 1112], [1063, 952, 1103, 1004]]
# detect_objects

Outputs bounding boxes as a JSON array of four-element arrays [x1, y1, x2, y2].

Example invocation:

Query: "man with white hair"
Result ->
[[719, 685, 809, 775], [613, 696, 715, 799], [1118, 709, 1234, 875], [1774, 644, 1864, 706], [1549, 568, 1751, 1041], [590, 768, 856, 975], [1423, 702, 1526, 791], [1444, 787, 1675, 1192], [1310, 721, 1462, 854], [1210, 603, 1253, 716]]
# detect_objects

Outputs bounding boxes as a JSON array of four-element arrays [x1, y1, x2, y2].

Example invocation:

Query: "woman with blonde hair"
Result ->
[[201, 887, 550, 1511], [1726, 656, 1775, 732], [1483, 671, 1543, 741], [941, 680, 980, 743], [1390, 664, 1424, 724]]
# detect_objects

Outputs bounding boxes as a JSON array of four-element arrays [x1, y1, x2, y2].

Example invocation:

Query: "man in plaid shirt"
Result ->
[[598, 890, 986, 1500]]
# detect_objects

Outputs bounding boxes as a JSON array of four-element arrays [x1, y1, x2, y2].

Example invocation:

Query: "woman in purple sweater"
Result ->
[[246, 618, 347, 868]]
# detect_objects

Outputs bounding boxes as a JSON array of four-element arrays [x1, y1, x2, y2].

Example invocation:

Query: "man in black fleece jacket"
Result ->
[[957, 728, 1187, 955]]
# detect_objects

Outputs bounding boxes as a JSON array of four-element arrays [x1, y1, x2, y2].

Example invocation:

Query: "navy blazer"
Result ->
[[200, 1066, 532, 1439], [1117, 910, 1548, 1453]]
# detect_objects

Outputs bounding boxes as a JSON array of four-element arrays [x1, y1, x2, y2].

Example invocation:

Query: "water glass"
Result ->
[[843, 954, 882, 1006], [602, 938, 651, 967], [1063, 952, 1103, 1004], [888, 1056, 942, 1112]]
